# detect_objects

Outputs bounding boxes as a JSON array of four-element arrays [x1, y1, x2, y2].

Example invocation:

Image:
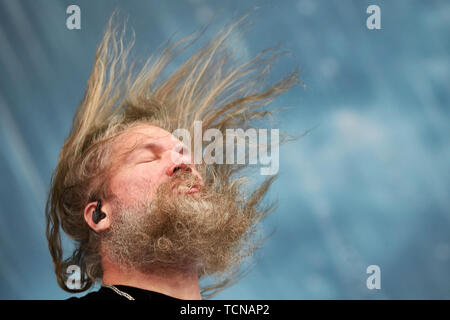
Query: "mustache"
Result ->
[[167, 170, 203, 195]]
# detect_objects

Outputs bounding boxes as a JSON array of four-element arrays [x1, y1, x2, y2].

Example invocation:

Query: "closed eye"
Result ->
[[136, 149, 159, 164], [136, 156, 158, 164]]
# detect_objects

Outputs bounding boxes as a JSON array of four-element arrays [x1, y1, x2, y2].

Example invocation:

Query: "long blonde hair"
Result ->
[[45, 10, 301, 298]]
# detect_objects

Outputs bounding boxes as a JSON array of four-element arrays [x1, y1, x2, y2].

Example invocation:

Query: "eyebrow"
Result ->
[[137, 142, 159, 151], [126, 142, 161, 160]]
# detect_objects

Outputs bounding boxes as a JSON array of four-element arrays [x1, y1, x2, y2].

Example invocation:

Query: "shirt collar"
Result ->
[[107, 284, 183, 301]]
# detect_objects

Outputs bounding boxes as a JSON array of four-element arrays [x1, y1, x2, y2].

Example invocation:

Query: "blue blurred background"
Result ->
[[0, 0, 449, 299]]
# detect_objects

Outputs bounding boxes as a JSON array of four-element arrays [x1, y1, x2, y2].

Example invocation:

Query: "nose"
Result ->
[[166, 163, 191, 177], [165, 142, 204, 184], [165, 146, 204, 183], [166, 163, 204, 185]]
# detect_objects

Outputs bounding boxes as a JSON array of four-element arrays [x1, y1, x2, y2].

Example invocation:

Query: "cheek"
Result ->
[[110, 162, 171, 205], [128, 164, 168, 194], [110, 168, 149, 195], [136, 163, 164, 184]]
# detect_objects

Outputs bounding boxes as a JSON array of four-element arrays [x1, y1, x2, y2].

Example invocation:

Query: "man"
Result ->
[[45, 12, 300, 300]]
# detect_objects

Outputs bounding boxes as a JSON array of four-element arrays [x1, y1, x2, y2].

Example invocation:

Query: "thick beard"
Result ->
[[102, 171, 261, 278]]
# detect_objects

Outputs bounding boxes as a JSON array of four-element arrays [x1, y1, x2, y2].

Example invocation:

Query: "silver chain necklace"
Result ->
[[102, 284, 135, 300]]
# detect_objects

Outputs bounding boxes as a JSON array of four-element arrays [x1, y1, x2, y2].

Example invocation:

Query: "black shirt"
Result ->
[[69, 285, 182, 301]]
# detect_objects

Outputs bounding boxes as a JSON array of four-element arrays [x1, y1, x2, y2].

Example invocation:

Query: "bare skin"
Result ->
[[83, 124, 203, 300]]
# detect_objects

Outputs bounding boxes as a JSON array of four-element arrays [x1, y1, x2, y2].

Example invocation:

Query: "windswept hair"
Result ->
[[46, 10, 301, 298]]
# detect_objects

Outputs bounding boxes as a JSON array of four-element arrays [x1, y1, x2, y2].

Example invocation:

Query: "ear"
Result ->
[[84, 201, 112, 233]]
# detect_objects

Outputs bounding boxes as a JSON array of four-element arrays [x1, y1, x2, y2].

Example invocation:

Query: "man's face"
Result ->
[[101, 123, 258, 276], [107, 124, 203, 209]]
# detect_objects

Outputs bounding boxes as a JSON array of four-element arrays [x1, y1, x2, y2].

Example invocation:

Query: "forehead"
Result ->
[[113, 124, 180, 154]]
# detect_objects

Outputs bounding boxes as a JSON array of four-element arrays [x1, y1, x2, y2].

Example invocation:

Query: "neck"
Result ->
[[102, 260, 202, 300]]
